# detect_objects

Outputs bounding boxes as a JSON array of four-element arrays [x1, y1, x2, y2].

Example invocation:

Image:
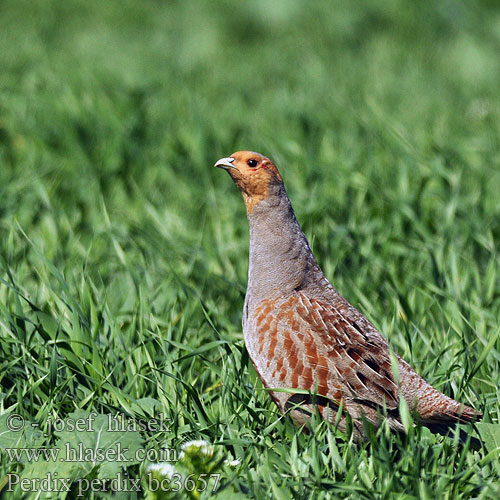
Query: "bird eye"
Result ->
[[247, 159, 258, 167]]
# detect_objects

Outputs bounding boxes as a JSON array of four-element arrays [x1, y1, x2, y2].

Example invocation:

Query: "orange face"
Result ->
[[214, 151, 283, 214]]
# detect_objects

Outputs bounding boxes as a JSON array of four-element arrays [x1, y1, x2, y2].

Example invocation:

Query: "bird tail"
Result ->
[[416, 385, 482, 426], [415, 388, 482, 449], [441, 400, 482, 424]]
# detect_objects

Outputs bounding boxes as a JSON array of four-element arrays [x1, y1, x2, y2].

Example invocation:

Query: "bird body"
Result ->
[[215, 151, 480, 438]]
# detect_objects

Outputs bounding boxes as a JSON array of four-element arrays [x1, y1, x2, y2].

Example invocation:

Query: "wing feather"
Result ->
[[274, 291, 401, 415]]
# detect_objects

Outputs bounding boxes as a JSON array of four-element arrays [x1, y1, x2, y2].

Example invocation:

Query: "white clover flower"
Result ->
[[181, 439, 213, 456], [181, 439, 209, 450], [224, 459, 240, 467], [147, 462, 176, 477]]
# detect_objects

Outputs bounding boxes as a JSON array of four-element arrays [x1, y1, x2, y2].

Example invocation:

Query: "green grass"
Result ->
[[1, 0, 499, 498]]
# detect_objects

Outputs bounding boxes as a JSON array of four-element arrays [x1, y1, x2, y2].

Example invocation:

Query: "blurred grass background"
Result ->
[[0, 0, 499, 498]]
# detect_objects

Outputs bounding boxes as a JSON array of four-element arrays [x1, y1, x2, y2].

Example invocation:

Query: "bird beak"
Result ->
[[214, 157, 237, 170]]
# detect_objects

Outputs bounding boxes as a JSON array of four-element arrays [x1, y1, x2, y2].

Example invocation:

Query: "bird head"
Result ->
[[214, 151, 283, 214]]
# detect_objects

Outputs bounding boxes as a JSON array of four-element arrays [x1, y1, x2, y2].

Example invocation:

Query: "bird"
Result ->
[[214, 150, 482, 440]]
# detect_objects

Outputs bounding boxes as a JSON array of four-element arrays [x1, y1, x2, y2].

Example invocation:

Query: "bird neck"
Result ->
[[246, 184, 323, 302]]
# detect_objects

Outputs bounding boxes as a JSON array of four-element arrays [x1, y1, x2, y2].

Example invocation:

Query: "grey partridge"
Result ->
[[215, 151, 481, 439]]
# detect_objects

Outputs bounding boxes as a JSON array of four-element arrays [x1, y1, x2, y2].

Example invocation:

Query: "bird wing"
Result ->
[[260, 291, 401, 417]]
